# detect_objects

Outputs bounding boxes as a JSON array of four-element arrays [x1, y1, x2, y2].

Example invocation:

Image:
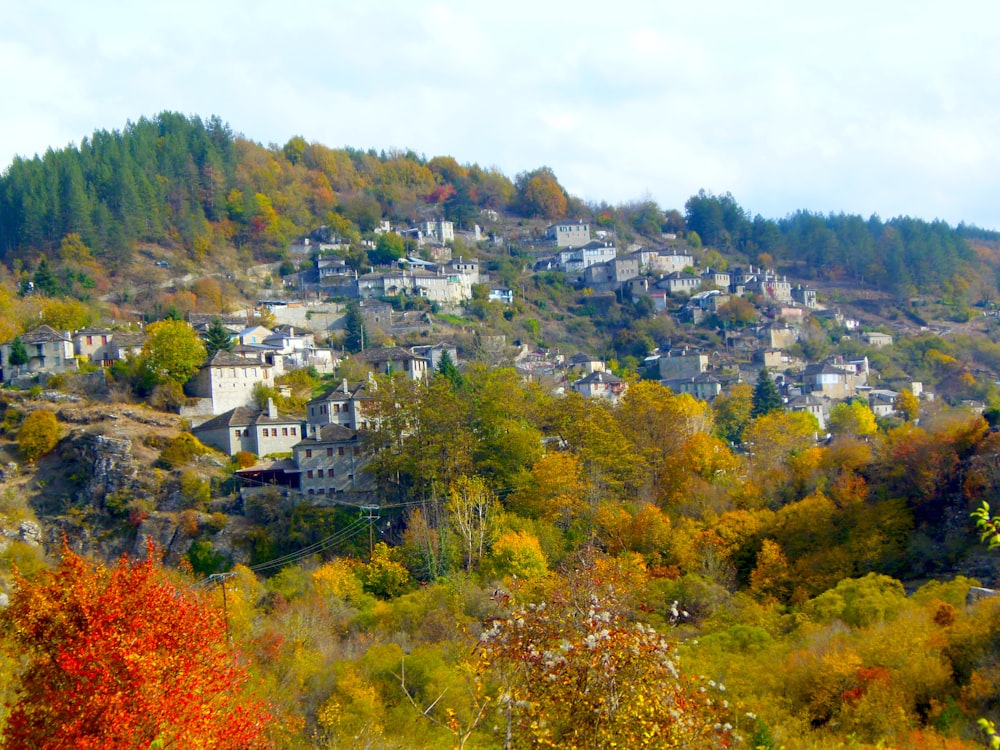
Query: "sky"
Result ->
[[3, 2, 1000, 229]]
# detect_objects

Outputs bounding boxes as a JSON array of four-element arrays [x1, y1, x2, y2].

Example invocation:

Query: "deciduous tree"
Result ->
[[141, 318, 207, 386], [0, 544, 272, 749]]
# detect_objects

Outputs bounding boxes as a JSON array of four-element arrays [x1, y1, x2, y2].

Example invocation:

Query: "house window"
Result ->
[[317, 469, 324, 478], [307, 470, 313, 478], [290, 427, 296, 435], [353, 446, 360, 456], [326, 448, 333, 457], [86, 336, 93, 345], [329, 468, 335, 477], [282, 428, 288, 436], [234, 430, 241, 438], [338, 447, 345, 456], [305, 449, 312, 458]]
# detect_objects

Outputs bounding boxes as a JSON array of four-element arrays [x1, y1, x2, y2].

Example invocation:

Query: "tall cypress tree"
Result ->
[[202, 317, 234, 357], [751, 369, 782, 418], [344, 302, 365, 353]]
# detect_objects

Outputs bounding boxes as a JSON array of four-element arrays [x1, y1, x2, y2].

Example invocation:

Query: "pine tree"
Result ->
[[436, 349, 463, 389], [8, 336, 29, 368], [344, 302, 365, 353], [203, 316, 235, 357], [751, 368, 782, 418]]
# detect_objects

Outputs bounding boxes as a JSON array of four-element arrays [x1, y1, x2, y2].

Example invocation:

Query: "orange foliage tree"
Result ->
[[0, 544, 272, 749]]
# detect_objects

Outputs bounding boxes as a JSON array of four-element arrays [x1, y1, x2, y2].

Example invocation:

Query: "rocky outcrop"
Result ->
[[73, 433, 144, 507]]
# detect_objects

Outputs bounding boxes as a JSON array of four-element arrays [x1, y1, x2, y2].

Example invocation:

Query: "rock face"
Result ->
[[74, 433, 143, 506]]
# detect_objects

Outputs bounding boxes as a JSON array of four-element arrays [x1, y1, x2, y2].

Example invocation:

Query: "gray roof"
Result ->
[[193, 406, 300, 432], [205, 351, 271, 369], [22, 325, 69, 343]]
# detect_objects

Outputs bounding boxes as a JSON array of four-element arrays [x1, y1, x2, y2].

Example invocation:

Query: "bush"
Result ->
[[179, 471, 210, 510], [157, 433, 208, 469], [18, 409, 62, 462]]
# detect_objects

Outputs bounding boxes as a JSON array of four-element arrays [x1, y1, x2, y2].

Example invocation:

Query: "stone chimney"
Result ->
[[266, 398, 277, 419]]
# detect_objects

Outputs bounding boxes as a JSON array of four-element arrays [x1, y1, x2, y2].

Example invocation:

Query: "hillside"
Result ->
[[6, 114, 1000, 748]]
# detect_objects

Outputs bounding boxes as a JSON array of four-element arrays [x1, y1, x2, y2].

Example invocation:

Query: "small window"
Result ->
[[338, 447, 345, 456], [306, 470, 313, 478], [305, 449, 312, 458], [282, 428, 288, 436], [317, 469, 324, 478], [326, 448, 333, 457], [290, 427, 296, 435], [234, 429, 241, 438]]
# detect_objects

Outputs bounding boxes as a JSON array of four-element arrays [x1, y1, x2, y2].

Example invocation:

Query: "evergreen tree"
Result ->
[[436, 349, 463, 389], [202, 316, 235, 357], [33, 258, 60, 296], [344, 302, 365, 353], [8, 335, 29, 368], [751, 369, 782, 418]]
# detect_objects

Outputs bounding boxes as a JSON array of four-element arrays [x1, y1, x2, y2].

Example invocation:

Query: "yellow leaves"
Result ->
[[487, 530, 548, 580], [311, 559, 363, 602]]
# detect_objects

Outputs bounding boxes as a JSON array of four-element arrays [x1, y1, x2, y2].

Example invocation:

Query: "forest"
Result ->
[[4, 366, 1000, 748], [1, 113, 997, 303]]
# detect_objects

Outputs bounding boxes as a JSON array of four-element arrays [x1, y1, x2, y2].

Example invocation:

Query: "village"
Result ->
[[0, 210, 936, 515]]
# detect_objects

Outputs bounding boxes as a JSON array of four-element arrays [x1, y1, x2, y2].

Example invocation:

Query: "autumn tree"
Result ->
[[17, 409, 62, 462], [827, 399, 878, 437], [477, 564, 734, 749], [0, 544, 272, 749], [447, 475, 498, 573], [141, 318, 207, 386], [515, 167, 567, 219]]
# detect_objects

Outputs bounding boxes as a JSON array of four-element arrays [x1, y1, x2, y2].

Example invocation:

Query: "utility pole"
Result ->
[[208, 572, 238, 643], [361, 505, 380, 559]]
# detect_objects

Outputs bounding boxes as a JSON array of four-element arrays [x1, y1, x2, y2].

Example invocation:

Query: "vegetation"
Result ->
[[0, 543, 272, 748], [4, 113, 1000, 748]]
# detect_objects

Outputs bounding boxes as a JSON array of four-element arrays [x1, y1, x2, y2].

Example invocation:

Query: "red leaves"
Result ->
[[1, 545, 272, 749]]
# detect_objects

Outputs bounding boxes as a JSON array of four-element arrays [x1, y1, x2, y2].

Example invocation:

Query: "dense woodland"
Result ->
[[4, 113, 1000, 748], [1, 112, 997, 303]]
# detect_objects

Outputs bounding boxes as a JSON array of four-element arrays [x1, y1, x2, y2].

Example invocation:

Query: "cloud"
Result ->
[[2, 2, 1000, 227]]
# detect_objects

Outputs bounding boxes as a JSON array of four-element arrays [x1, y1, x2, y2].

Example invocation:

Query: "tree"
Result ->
[[827, 399, 878, 437], [447, 475, 498, 573], [896, 389, 919, 422], [203, 316, 235, 357], [369, 232, 406, 266], [751, 369, 782, 418], [477, 563, 734, 749], [7, 335, 29, 369], [0, 543, 272, 749], [18, 409, 62, 462], [344, 302, 365, 353], [141, 319, 207, 386], [436, 349, 463, 389], [515, 167, 567, 219]]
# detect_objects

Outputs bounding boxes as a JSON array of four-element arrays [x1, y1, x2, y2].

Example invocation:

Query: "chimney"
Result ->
[[342, 378, 348, 394], [266, 398, 277, 419]]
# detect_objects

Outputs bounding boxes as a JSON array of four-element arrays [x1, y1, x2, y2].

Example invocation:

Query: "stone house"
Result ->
[[306, 379, 376, 434], [292, 424, 376, 498], [192, 400, 303, 456], [359, 347, 430, 381], [547, 220, 591, 248], [185, 351, 273, 416], [1, 325, 77, 383], [572, 370, 627, 401], [662, 372, 723, 401], [558, 242, 617, 272], [657, 272, 701, 296], [658, 348, 709, 380], [73, 327, 115, 364]]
